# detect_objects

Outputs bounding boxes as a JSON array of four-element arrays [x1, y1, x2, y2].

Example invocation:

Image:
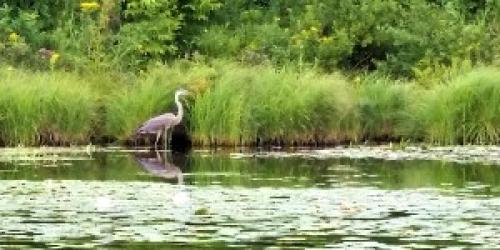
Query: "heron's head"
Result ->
[[175, 88, 189, 97]]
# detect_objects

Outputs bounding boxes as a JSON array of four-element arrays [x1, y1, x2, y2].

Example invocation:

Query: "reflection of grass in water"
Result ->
[[0, 152, 143, 181], [188, 154, 330, 187], [3, 150, 500, 194], [358, 159, 500, 192]]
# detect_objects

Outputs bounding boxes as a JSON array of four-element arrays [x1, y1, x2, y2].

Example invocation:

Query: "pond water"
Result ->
[[1, 148, 500, 248]]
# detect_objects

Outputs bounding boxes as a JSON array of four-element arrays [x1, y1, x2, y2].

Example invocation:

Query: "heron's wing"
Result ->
[[136, 113, 176, 133]]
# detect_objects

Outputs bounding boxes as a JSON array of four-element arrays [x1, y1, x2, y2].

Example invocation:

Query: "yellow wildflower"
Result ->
[[8, 32, 19, 43], [50, 53, 60, 67], [51, 53, 60, 61], [80, 2, 100, 11], [319, 37, 332, 44]]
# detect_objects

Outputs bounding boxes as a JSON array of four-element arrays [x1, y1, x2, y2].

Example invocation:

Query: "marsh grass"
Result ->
[[357, 74, 413, 141], [103, 62, 216, 140], [414, 68, 500, 144], [1, 63, 500, 146], [0, 68, 98, 146], [190, 62, 359, 146]]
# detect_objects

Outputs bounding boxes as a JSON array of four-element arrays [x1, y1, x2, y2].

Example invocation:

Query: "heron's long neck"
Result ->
[[175, 94, 183, 122]]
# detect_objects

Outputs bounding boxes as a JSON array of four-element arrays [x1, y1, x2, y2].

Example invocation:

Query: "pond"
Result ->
[[1, 147, 500, 248]]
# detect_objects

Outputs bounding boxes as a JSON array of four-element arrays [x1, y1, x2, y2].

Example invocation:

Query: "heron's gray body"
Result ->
[[135, 89, 188, 149], [137, 113, 180, 134]]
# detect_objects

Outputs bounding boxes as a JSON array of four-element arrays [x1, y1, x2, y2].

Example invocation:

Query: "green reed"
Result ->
[[414, 68, 500, 144], [0, 67, 98, 145], [189, 62, 359, 146], [1, 63, 499, 146]]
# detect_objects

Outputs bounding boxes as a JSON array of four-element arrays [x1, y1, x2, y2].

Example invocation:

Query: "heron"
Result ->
[[136, 88, 189, 149]]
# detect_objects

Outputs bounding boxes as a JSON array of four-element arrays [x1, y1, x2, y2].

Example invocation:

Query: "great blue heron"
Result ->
[[136, 88, 189, 149]]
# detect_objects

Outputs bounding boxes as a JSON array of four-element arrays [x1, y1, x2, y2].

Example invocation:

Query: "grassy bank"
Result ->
[[1, 62, 500, 146], [0, 67, 98, 145], [406, 68, 500, 145]]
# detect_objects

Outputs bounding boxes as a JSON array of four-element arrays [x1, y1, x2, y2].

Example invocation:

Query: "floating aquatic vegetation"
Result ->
[[0, 146, 97, 165], [0, 180, 499, 248], [230, 145, 500, 165]]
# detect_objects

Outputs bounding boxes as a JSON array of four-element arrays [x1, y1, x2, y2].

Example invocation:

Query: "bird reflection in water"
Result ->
[[133, 150, 186, 184], [134, 151, 192, 207]]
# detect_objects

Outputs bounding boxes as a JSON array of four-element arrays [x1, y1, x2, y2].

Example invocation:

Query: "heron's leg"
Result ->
[[155, 150, 161, 161], [167, 129, 173, 149], [154, 130, 161, 150], [177, 172, 183, 185], [164, 127, 168, 150]]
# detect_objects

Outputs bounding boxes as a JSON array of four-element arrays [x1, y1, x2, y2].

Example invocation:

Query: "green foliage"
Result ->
[[1, 63, 500, 146], [190, 61, 359, 146], [0, 0, 500, 146], [117, 0, 182, 66], [0, 5, 41, 66], [411, 68, 500, 144], [382, 0, 493, 76], [0, 4, 43, 45], [0, 0, 222, 70], [357, 75, 412, 140], [0, 67, 98, 146], [200, 0, 497, 77], [199, 22, 292, 66], [0, 0, 498, 77], [103, 61, 216, 140]]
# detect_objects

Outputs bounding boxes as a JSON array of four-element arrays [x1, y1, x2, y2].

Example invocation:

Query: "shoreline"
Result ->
[[2, 144, 500, 165]]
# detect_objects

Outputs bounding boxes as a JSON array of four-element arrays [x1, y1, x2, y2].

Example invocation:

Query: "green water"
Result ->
[[1, 150, 500, 248]]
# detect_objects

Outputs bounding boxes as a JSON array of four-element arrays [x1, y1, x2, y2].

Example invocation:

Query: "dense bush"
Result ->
[[197, 0, 498, 77], [0, 0, 221, 69], [1, 0, 498, 77]]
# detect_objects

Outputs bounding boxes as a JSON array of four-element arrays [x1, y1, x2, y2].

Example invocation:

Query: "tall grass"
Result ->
[[357, 74, 413, 141], [103, 61, 216, 140], [412, 68, 500, 145], [190, 62, 359, 146], [0, 67, 98, 146], [1, 62, 500, 146]]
